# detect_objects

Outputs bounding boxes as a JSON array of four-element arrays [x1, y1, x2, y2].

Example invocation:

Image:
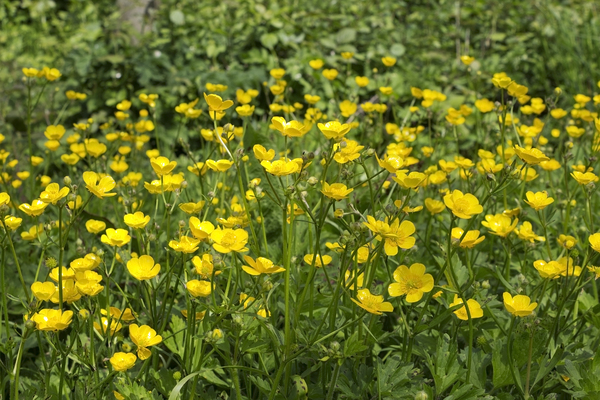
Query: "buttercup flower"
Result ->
[[19, 199, 49, 217], [150, 157, 177, 177], [210, 228, 249, 253], [318, 121, 351, 140], [124, 212, 150, 229], [101, 228, 131, 247], [169, 236, 201, 253], [425, 198, 446, 214], [83, 171, 116, 198], [129, 324, 162, 360], [110, 352, 137, 372], [443, 190, 483, 219], [85, 219, 106, 234], [481, 214, 518, 237], [503, 293, 537, 317], [31, 281, 56, 301], [187, 280, 212, 297], [127, 255, 160, 281], [451, 227, 485, 248], [351, 289, 393, 315], [242, 256, 285, 275], [189, 218, 215, 240], [271, 117, 306, 138], [364, 216, 416, 256], [203, 93, 234, 112], [303, 254, 332, 267], [515, 221, 545, 242], [524, 191, 554, 210], [321, 182, 353, 200], [253, 145, 275, 161], [450, 295, 483, 320], [192, 254, 220, 278], [571, 171, 599, 185], [513, 145, 549, 165], [388, 263, 434, 303], [261, 159, 300, 176], [31, 309, 73, 331]]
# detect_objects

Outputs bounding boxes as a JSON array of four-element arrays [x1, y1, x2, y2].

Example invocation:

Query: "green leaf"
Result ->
[[169, 10, 185, 26], [336, 28, 356, 44], [491, 339, 513, 388], [260, 33, 279, 49]]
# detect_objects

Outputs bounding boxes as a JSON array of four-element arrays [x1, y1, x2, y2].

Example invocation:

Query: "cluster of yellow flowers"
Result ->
[[5, 52, 600, 399]]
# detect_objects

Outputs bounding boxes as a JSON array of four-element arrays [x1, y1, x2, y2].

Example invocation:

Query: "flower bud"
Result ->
[[63, 176, 72, 186]]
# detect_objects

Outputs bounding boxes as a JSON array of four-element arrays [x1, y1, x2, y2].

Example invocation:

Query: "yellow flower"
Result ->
[[129, 324, 162, 360], [39, 183, 70, 205], [94, 317, 123, 335], [381, 57, 397, 67], [189, 218, 215, 240], [503, 293, 537, 317], [341, 52, 354, 59], [524, 191, 553, 210], [321, 182, 353, 200], [127, 255, 160, 281], [44, 125, 66, 140], [179, 201, 206, 215], [333, 140, 363, 164], [533, 260, 562, 279], [303, 254, 332, 267], [443, 190, 483, 219], [309, 59, 324, 69], [318, 121, 351, 140], [475, 98, 494, 113], [4, 216, 23, 230], [0, 192, 10, 206], [450, 295, 483, 320], [393, 172, 426, 189], [515, 221, 545, 243], [587, 266, 600, 280], [460, 55, 475, 65], [451, 227, 485, 248], [31, 309, 73, 331], [339, 100, 357, 117], [124, 211, 150, 229], [589, 233, 600, 253], [31, 281, 56, 301], [322, 69, 338, 80], [83, 171, 117, 198], [75, 271, 104, 296], [19, 199, 49, 217], [253, 145, 275, 161], [513, 145, 549, 165], [363, 216, 416, 256], [236, 104, 255, 117], [571, 171, 599, 185], [425, 198, 446, 214], [61, 153, 80, 165], [351, 289, 393, 315], [481, 214, 518, 237], [187, 280, 212, 297], [261, 159, 300, 176], [22, 67, 39, 77], [388, 263, 434, 303], [355, 76, 369, 87], [109, 352, 137, 372], [85, 219, 106, 234], [269, 68, 286, 79], [192, 254, 220, 279], [206, 159, 234, 172], [168, 236, 201, 253], [242, 255, 285, 275], [558, 234, 577, 249], [204, 93, 234, 116], [210, 228, 249, 253], [271, 117, 306, 138], [150, 156, 177, 176], [344, 270, 364, 289], [380, 86, 393, 95], [101, 228, 131, 247]]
